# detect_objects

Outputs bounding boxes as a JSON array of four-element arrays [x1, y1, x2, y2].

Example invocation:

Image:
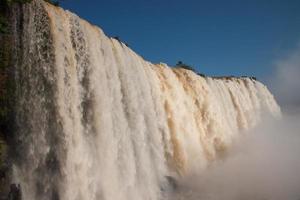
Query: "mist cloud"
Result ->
[[168, 44, 300, 200], [270, 44, 300, 113], [170, 116, 300, 200]]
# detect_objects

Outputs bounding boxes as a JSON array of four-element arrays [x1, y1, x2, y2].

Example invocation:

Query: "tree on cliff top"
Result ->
[[175, 61, 206, 77], [175, 61, 196, 72]]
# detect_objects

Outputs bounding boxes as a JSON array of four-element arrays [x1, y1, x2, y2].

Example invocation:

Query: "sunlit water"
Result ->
[[10, 1, 280, 200]]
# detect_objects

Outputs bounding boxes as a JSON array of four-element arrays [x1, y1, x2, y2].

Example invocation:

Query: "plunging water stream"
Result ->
[[10, 1, 280, 199]]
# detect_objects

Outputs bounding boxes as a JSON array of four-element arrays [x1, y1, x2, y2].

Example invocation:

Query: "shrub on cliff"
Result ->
[[175, 61, 195, 71], [175, 61, 206, 77]]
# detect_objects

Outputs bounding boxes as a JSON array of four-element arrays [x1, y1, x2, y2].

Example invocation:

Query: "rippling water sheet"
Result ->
[[9, 1, 281, 199]]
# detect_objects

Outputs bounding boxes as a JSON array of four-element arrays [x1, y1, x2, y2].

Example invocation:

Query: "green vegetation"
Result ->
[[175, 61, 195, 71], [175, 61, 206, 77]]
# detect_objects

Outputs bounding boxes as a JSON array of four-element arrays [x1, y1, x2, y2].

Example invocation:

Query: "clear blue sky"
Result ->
[[60, 0, 300, 79]]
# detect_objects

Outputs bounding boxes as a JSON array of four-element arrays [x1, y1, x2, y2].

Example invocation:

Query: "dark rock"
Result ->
[[165, 176, 178, 190], [160, 176, 178, 192], [7, 184, 21, 200]]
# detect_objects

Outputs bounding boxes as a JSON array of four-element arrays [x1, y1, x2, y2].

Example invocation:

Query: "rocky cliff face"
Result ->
[[0, 1, 280, 200], [0, 1, 15, 197]]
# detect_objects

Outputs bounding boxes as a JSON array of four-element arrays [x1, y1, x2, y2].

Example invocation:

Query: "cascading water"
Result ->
[[8, 1, 280, 200]]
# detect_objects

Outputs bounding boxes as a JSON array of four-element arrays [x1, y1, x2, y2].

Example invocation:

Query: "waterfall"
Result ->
[[9, 1, 280, 200]]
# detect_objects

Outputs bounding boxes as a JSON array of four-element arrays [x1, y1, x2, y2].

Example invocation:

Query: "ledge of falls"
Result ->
[[0, 1, 281, 200]]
